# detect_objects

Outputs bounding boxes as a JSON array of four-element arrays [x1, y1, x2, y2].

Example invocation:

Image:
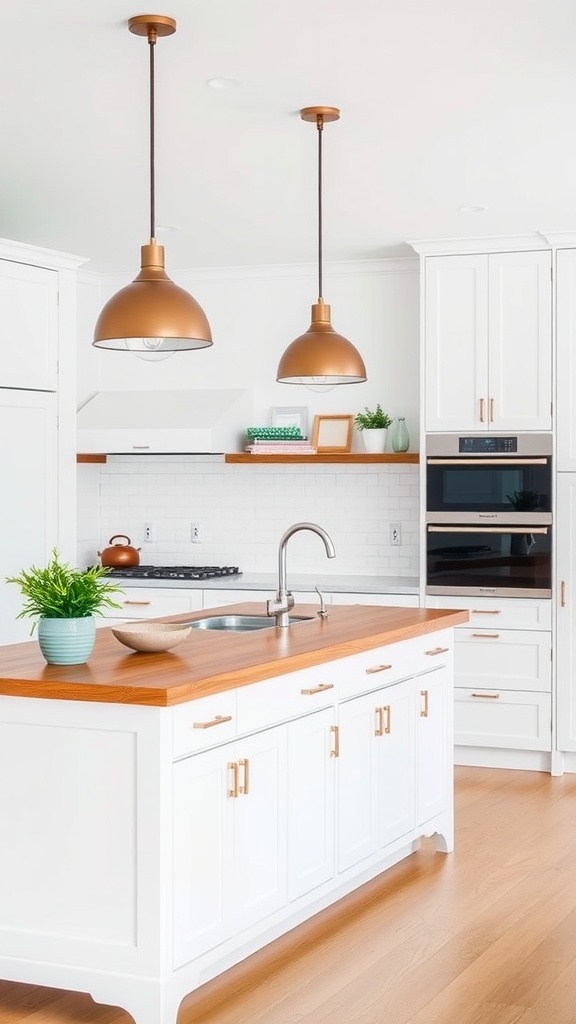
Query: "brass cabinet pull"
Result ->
[[471, 609, 501, 615], [300, 683, 334, 695], [123, 600, 152, 606], [227, 761, 239, 798], [238, 758, 250, 795], [420, 690, 429, 718], [561, 581, 567, 608], [471, 633, 500, 639], [489, 397, 494, 422], [383, 704, 391, 734], [375, 707, 384, 737], [366, 664, 392, 675], [193, 714, 233, 730], [425, 646, 449, 656], [330, 724, 340, 758], [471, 692, 500, 699], [479, 397, 485, 422]]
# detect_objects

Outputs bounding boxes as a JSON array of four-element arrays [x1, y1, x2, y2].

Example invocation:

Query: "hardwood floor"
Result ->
[[2, 766, 576, 1024]]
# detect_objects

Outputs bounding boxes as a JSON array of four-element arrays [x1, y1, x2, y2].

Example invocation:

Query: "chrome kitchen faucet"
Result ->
[[267, 522, 335, 627]]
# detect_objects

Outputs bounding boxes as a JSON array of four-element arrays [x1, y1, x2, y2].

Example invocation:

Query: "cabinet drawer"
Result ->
[[454, 629, 551, 692], [236, 663, 340, 735], [425, 595, 551, 631], [455, 688, 551, 751], [339, 631, 452, 701], [172, 691, 237, 758], [101, 587, 202, 621]]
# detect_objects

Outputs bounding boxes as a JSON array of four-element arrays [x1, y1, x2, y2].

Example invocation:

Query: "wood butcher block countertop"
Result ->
[[0, 602, 469, 707]]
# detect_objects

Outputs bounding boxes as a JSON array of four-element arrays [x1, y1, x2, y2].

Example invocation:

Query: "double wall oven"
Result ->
[[425, 434, 552, 598]]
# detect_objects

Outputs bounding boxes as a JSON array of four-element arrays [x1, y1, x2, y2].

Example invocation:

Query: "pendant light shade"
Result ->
[[277, 106, 366, 386], [93, 15, 212, 353]]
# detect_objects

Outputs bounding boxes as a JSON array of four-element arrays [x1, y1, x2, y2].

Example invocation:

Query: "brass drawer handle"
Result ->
[[420, 690, 429, 718], [479, 397, 485, 422], [471, 633, 500, 639], [366, 664, 392, 675], [300, 683, 334, 695], [193, 714, 233, 730], [238, 758, 250, 795], [375, 707, 384, 737], [227, 761, 239, 798], [383, 704, 391, 734], [489, 397, 495, 423], [123, 599, 152, 606], [471, 609, 501, 615], [330, 724, 340, 758], [561, 581, 566, 608], [425, 646, 449, 656], [471, 692, 500, 699]]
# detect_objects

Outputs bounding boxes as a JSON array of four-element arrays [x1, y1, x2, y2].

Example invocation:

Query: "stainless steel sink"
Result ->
[[186, 614, 313, 632]]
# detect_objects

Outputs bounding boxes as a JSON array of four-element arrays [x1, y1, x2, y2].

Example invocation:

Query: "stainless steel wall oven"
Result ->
[[425, 434, 552, 598]]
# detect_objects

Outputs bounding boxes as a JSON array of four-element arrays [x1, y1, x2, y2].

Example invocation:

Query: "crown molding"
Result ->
[[408, 233, 550, 256], [0, 236, 88, 270], [538, 230, 576, 248]]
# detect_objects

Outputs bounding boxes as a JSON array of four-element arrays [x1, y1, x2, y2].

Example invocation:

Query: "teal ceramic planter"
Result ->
[[37, 616, 96, 665]]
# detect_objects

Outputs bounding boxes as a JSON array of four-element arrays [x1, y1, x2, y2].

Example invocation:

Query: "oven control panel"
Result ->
[[458, 436, 517, 454]]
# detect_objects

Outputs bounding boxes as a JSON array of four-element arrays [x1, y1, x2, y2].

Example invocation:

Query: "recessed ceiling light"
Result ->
[[206, 76, 242, 90], [458, 205, 487, 214]]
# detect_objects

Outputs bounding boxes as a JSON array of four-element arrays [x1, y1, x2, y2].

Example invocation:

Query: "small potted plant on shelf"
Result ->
[[353, 404, 393, 452], [6, 549, 122, 665]]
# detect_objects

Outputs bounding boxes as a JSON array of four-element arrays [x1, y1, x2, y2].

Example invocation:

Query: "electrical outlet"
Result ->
[[144, 522, 154, 543], [191, 521, 201, 543], [390, 523, 401, 546]]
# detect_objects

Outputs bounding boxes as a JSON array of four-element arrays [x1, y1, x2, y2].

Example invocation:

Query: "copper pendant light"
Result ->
[[93, 14, 213, 354], [276, 106, 366, 386]]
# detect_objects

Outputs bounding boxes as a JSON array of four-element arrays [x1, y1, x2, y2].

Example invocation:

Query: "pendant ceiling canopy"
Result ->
[[277, 106, 367, 386], [93, 14, 213, 355]]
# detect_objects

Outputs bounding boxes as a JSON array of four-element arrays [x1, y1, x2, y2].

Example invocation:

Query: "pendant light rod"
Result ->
[[317, 112, 323, 300], [149, 26, 156, 240]]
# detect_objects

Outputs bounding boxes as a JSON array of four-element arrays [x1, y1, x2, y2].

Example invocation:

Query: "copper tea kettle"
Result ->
[[98, 534, 141, 568]]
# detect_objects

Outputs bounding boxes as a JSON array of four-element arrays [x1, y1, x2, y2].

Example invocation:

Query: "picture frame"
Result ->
[[270, 406, 309, 436], [311, 414, 353, 453]]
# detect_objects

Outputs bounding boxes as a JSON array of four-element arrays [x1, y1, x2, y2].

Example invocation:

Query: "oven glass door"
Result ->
[[426, 456, 551, 521], [426, 524, 552, 597]]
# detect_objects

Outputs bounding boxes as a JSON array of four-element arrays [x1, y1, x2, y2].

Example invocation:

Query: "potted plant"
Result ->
[[353, 404, 393, 452], [6, 549, 122, 665]]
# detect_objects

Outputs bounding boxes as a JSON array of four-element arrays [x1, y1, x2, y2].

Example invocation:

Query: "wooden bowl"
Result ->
[[111, 621, 192, 653]]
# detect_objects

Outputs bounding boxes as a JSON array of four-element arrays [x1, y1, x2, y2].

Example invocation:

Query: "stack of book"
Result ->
[[244, 426, 316, 455]]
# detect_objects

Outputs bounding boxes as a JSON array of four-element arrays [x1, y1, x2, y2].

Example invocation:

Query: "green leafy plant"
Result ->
[[353, 404, 392, 431], [6, 549, 122, 632], [506, 489, 541, 511]]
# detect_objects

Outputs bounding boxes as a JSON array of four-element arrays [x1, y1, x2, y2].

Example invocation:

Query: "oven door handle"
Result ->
[[427, 525, 549, 535], [426, 458, 549, 466]]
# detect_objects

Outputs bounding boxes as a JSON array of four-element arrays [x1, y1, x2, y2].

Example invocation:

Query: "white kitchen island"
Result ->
[[0, 602, 467, 1024]]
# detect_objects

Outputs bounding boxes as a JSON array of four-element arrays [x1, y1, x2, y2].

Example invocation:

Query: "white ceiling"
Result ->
[[2, 0, 576, 274]]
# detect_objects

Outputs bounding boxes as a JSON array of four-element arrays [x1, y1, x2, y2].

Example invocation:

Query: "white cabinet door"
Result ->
[[556, 249, 576, 470], [425, 250, 552, 432], [0, 259, 58, 391], [417, 665, 450, 825], [556, 474, 576, 751], [172, 725, 287, 969], [287, 708, 335, 902], [454, 629, 552, 693], [0, 390, 58, 645], [337, 679, 416, 873], [487, 251, 552, 431]]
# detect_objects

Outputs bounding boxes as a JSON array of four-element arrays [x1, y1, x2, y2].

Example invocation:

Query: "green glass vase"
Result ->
[[390, 417, 410, 453]]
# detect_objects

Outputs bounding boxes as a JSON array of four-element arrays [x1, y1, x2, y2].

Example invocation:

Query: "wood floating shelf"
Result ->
[[77, 453, 419, 465], [224, 453, 419, 464]]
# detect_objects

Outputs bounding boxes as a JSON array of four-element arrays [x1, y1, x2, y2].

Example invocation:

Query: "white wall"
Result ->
[[77, 257, 420, 573], [78, 456, 419, 576]]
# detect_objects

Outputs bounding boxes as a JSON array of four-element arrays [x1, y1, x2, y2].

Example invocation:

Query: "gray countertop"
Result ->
[[112, 573, 420, 595]]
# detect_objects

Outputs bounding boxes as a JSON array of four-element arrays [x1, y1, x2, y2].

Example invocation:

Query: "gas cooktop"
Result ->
[[105, 565, 242, 581]]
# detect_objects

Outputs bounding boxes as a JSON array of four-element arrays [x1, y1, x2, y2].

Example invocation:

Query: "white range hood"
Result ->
[[77, 389, 251, 454]]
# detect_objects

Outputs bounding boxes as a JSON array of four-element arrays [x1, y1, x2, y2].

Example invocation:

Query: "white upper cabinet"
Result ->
[[0, 258, 59, 391], [424, 250, 552, 432], [556, 249, 576, 470]]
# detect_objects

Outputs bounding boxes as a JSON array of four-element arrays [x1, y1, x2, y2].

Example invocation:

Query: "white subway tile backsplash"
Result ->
[[79, 456, 420, 574]]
